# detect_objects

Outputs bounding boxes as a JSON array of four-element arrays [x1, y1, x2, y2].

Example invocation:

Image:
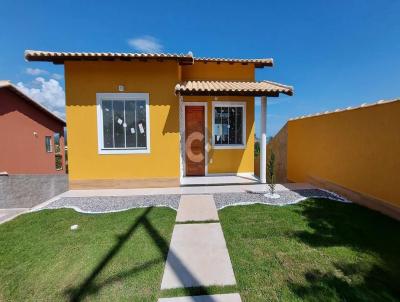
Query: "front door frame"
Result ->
[[181, 101, 208, 177]]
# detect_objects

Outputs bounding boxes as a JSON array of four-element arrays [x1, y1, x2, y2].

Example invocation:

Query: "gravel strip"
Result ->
[[42, 189, 347, 214], [44, 194, 181, 213], [213, 189, 347, 209]]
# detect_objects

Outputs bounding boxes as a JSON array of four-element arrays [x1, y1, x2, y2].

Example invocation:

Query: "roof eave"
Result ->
[[176, 90, 292, 97], [195, 59, 274, 68], [254, 61, 274, 68], [25, 51, 194, 65]]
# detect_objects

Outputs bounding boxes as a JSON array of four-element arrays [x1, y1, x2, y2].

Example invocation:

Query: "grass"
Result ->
[[0, 207, 175, 302], [1, 199, 399, 301], [219, 198, 400, 301]]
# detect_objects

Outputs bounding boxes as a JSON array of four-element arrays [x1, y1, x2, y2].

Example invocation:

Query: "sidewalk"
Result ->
[[159, 195, 241, 301], [0, 208, 29, 224]]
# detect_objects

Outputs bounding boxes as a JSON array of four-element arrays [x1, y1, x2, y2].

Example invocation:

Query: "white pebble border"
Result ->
[[214, 189, 349, 210], [39, 189, 349, 214], [43, 195, 180, 214], [44, 204, 177, 215]]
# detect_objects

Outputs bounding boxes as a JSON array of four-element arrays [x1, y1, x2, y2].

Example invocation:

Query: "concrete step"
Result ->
[[158, 293, 242, 302]]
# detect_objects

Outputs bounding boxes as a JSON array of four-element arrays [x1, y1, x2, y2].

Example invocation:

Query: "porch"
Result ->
[[176, 80, 293, 184], [181, 173, 259, 186]]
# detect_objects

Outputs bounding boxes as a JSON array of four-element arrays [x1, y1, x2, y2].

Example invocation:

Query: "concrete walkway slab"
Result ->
[[158, 293, 242, 302], [176, 195, 219, 222], [161, 223, 236, 289], [0, 208, 29, 224]]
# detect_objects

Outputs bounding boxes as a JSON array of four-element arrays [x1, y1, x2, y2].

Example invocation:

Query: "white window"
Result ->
[[96, 93, 150, 154], [212, 102, 246, 149], [45, 136, 52, 152]]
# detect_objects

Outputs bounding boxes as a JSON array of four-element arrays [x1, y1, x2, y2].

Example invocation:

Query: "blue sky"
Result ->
[[1, 0, 399, 137]]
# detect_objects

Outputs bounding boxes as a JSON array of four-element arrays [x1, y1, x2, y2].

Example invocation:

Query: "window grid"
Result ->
[[123, 101, 126, 148], [214, 105, 244, 146], [101, 99, 147, 150], [134, 102, 138, 147], [45, 136, 52, 153], [111, 101, 115, 148]]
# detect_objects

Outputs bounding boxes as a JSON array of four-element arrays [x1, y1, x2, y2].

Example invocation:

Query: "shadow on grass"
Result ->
[[290, 199, 400, 301], [64, 207, 212, 302]]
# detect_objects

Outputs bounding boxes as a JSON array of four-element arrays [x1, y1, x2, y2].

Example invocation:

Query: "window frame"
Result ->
[[212, 101, 246, 149], [96, 93, 150, 154], [45, 136, 53, 153]]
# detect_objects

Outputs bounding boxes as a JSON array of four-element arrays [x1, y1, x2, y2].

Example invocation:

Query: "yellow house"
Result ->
[[25, 50, 292, 189]]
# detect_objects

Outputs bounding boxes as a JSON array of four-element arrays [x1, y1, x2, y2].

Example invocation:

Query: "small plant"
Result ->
[[254, 141, 260, 157], [267, 149, 276, 195], [55, 154, 63, 170]]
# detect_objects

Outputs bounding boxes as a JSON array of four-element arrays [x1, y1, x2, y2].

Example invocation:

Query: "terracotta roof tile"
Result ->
[[25, 50, 273, 67], [195, 57, 273, 68], [175, 80, 293, 96], [25, 50, 194, 64]]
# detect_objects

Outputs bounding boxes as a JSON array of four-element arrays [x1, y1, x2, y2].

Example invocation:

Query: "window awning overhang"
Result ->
[[175, 80, 293, 97]]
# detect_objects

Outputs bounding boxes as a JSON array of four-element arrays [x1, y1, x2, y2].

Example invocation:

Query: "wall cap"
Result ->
[[289, 98, 400, 121]]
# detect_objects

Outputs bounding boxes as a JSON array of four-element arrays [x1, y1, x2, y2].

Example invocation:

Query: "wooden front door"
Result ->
[[185, 106, 205, 176]]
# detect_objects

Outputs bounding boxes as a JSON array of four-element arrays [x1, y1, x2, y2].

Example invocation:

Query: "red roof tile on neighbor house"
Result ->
[[0, 80, 65, 125]]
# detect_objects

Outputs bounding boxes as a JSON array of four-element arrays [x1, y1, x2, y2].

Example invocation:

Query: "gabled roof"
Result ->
[[25, 50, 273, 68], [0, 80, 66, 125], [175, 80, 293, 97], [195, 57, 273, 68], [25, 50, 194, 65]]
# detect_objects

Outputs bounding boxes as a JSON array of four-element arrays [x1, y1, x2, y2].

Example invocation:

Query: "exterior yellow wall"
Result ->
[[182, 62, 255, 81], [287, 101, 400, 207], [65, 60, 256, 183], [65, 61, 181, 181], [184, 96, 255, 174]]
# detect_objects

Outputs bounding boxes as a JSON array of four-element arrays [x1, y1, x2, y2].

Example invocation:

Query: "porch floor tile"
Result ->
[[176, 195, 219, 222], [181, 174, 258, 186]]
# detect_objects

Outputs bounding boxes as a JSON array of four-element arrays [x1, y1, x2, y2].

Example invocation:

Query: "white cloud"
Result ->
[[17, 77, 65, 119], [52, 73, 63, 80], [25, 68, 48, 76], [128, 35, 163, 52]]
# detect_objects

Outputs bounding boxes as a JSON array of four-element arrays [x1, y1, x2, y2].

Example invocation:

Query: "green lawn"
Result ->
[[1, 199, 399, 302], [0, 207, 176, 302], [219, 198, 400, 301]]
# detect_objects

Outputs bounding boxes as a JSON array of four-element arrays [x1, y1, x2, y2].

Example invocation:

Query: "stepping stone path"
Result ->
[[158, 293, 242, 302], [159, 195, 241, 301], [176, 195, 219, 222]]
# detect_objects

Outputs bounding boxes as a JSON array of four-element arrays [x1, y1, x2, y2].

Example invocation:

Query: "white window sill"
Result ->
[[212, 144, 246, 150], [98, 148, 150, 155]]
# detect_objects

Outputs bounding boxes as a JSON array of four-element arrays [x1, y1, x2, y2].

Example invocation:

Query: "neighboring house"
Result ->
[[0, 80, 66, 174], [25, 50, 292, 188]]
